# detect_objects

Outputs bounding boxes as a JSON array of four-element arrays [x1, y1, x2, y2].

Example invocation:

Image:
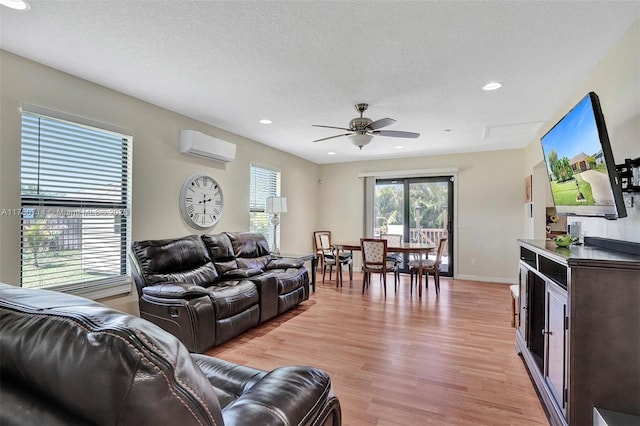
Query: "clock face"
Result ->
[[179, 174, 224, 230]]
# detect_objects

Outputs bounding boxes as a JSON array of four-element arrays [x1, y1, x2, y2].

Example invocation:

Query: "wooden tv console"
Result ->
[[516, 238, 640, 426]]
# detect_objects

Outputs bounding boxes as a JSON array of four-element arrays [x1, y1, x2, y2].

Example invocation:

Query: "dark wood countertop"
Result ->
[[518, 238, 640, 270]]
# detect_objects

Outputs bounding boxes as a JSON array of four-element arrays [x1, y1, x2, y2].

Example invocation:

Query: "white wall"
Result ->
[[523, 19, 640, 243], [2, 17, 636, 309], [317, 149, 525, 283], [0, 51, 320, 313]]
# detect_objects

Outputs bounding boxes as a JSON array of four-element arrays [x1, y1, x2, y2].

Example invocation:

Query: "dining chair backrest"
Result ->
[[361, 238, 387, 268], [434, 237, 448, 264], [319, 234, 331, 252], [314, 231, 332, 253], [380, 234, 402, 247]]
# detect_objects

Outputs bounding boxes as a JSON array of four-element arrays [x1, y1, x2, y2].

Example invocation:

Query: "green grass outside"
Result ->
[[21, 249, 105, 288], [550, 174, 595, 206]]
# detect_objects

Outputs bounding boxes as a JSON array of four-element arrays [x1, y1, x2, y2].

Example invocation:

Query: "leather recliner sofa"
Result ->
[[131, 232, 310, 352], [0, 283, 341, 426]]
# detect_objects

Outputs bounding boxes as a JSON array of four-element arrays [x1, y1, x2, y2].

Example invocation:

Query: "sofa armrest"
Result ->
[[141, 282, 208, 299], [191, 355, 267, 398], [221, 365, 337, 426], [221, 268, 263, 279], [266, 257, 304, 270]]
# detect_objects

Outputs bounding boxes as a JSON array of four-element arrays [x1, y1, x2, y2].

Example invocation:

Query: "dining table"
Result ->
[[334, 241, 437, 296]]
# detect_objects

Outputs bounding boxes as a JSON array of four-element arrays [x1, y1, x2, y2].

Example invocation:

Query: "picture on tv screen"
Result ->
[[540, 92, 626, 219]]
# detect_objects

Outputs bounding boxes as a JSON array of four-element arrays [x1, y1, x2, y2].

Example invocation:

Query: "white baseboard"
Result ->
[[454, 274, 517, 285]]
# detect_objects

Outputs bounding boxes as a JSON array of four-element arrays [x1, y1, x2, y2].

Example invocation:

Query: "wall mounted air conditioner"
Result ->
[[179, 129, 236, 163]]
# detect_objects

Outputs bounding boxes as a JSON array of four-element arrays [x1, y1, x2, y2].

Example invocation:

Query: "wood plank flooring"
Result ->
[[207, 273, 549, 426]]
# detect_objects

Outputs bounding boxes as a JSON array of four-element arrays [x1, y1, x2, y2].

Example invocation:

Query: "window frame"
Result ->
[[249, 163, 281, 250], [19, 106, 133, 299]]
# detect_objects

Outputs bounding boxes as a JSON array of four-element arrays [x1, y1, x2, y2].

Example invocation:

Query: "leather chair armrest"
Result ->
[[221, 366, 335, 425], [141, 282, 208, 299], [191, 355, 266, 396], [221, 268, 263, 279], [266, 257, 304, 270]]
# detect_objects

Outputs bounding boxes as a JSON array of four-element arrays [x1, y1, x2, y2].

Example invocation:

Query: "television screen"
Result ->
[[540, 92, 627, 219]]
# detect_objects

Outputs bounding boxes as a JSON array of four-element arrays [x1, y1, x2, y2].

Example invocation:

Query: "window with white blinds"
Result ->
[[249, 164, 280, 249], [20, 111, 132, 297]]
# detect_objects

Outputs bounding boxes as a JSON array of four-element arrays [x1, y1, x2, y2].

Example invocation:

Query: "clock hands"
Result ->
[[197, 194, 214, 215]]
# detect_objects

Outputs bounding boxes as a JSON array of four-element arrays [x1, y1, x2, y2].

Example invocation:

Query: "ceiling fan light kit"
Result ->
[[312, 103, 420, 149], [350, 133, 374, 149]]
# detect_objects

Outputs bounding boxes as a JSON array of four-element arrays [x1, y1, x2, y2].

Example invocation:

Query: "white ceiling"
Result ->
[[1, 1, 639, 164]]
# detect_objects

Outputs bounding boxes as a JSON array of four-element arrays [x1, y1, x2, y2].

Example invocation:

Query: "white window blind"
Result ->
[[249, 164, 280, 249], [20, 111, 132, 296]]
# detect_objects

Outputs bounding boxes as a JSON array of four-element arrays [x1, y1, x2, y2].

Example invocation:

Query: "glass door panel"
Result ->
[[375, 176, 453, 276], [373, 180, 405, 239], [409, 179, 451, 275]]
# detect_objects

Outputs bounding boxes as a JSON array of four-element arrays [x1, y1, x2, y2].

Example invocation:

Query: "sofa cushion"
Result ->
[[145, 264, 219, 287], [201, 233, 238, 274], [226, 232, 271, 258], [236, 255, 270, 270], [208, 281, 259, 320], [132, 235, 219, 286]]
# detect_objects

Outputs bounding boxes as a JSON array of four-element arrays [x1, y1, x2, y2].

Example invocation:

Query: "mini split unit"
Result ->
[[179, 129, 236, 163]]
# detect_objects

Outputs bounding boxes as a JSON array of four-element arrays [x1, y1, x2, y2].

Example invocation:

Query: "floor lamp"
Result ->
[[265, 196, 287, 255]]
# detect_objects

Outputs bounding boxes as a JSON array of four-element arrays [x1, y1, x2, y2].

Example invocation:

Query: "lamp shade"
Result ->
[[350, 133, 373, 149], [265, 196, 287, 214]]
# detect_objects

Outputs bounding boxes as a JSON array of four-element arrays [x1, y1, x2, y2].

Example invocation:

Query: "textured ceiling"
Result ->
[[1, 1, 639, 164]]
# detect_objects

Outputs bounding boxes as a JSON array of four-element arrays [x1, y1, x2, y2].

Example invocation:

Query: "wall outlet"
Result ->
[[471, 258, 477, 266]]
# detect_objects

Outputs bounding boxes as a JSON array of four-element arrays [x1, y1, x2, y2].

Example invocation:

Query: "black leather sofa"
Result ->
[[0, 283, 341, 426], [131, 232, 310, 352]]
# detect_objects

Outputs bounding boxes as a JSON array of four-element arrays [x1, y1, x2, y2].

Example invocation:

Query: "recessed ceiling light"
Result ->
[[482, 82, 502, 91], [259, 119, 272, 124], [394, 145, 404, 149], [0, 0, 30, 10], [327, 151, 336, 155]]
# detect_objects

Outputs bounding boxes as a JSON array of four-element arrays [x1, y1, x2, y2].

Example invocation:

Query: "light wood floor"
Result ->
[[207, 273, 549, 426]]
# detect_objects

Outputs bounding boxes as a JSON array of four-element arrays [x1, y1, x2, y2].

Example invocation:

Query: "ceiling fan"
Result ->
[[312, 103, 420, 149]]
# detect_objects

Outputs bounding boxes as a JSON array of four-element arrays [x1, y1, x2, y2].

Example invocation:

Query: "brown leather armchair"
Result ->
[[0, 283, 341, 426]]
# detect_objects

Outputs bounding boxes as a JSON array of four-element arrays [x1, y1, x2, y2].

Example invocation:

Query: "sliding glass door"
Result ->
[[374, 176, 453, 276]]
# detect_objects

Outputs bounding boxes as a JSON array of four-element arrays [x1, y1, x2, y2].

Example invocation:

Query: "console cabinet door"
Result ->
[[518, 266, 529, 340], [545, 283, 567, 415]]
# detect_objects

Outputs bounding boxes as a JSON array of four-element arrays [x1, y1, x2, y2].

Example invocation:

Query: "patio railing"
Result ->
[[410, 228, 448, 245], [375, 227, 447, 245]]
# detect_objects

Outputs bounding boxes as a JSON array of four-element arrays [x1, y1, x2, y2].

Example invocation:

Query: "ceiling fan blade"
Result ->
[[313, 133, 353, 142], [312, 124, 352, 131], [373, 130, 420, 138], [367, 117, 396, 130]]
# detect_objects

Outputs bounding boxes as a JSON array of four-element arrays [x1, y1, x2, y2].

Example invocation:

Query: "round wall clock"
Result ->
[[179, 173, 224, 230]]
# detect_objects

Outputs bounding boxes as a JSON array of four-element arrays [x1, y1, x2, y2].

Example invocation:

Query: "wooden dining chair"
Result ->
[[408, 237, 447, 294], [314, 231, 352, 286], [313, 231, 326, 272], [380, 233, 402, 282], [360, 238, 398, 297]]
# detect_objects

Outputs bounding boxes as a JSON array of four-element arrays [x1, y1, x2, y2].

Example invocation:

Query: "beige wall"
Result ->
[[2, 18, 637, 308], [317, 149, 525, 283], [0, 51, 320, 313], [523, 19, 640, 243]]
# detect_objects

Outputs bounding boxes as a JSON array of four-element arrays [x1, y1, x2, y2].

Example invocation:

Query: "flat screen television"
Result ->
[[540, 92, 627, 219]]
